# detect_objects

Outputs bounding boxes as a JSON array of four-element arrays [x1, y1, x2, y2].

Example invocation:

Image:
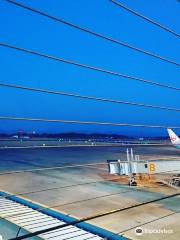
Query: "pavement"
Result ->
[[0, 145, 180, 240]]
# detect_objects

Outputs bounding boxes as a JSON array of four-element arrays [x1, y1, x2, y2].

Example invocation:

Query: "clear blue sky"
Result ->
[[0, 0, 180, 136]]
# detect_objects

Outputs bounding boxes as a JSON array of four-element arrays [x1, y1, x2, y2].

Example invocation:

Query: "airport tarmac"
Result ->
[[0, 145, 180, 240]]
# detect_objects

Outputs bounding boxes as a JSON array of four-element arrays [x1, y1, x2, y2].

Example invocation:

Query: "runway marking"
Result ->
[[0, 143, 169, 149], [0, 162, 106, 175]]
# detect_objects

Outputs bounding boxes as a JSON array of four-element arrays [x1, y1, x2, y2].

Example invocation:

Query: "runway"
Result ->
[[0, 145, 179, 239]]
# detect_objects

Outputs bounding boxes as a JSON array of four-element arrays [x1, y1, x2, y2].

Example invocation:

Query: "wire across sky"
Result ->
[[0, 2, 180, 240], [5, 0, 180, 67], [110, 0, 180, 37], [1, 0, 180, 132], [0, 42, 180, 91], [0, 116, 180, 129], [0, 82, 180, 112]]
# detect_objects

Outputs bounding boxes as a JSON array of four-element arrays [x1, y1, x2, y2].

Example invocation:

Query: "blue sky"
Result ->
[[0, 0, 180, 136]]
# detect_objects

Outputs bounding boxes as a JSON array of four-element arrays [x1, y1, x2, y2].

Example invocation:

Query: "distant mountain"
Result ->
[[0, 132, 169, 140]]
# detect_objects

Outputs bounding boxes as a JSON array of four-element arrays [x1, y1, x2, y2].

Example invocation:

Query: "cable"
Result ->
[[15, 170, 180, 195], [0, 158, 178, 195], [110, 0, 180, 37], [4, 0, 180, 66], [0, 179, 175, 221], [0, 116, 180, 129], [0, 163, 179, 230], [0, 42, 180, 91], [15, 227, 21, 238], [9, 192, 180, 240], [121, 210, 180, 233], [0, 189, 134, 220], [1, 82, 180, 112], [109, 210, 180, 239]]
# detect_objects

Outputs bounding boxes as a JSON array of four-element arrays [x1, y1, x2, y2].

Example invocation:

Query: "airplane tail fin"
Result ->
[[167, 129, 180, 145]]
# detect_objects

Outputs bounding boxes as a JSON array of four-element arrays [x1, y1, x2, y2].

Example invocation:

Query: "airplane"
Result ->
[[167, 129, 180, 149]]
